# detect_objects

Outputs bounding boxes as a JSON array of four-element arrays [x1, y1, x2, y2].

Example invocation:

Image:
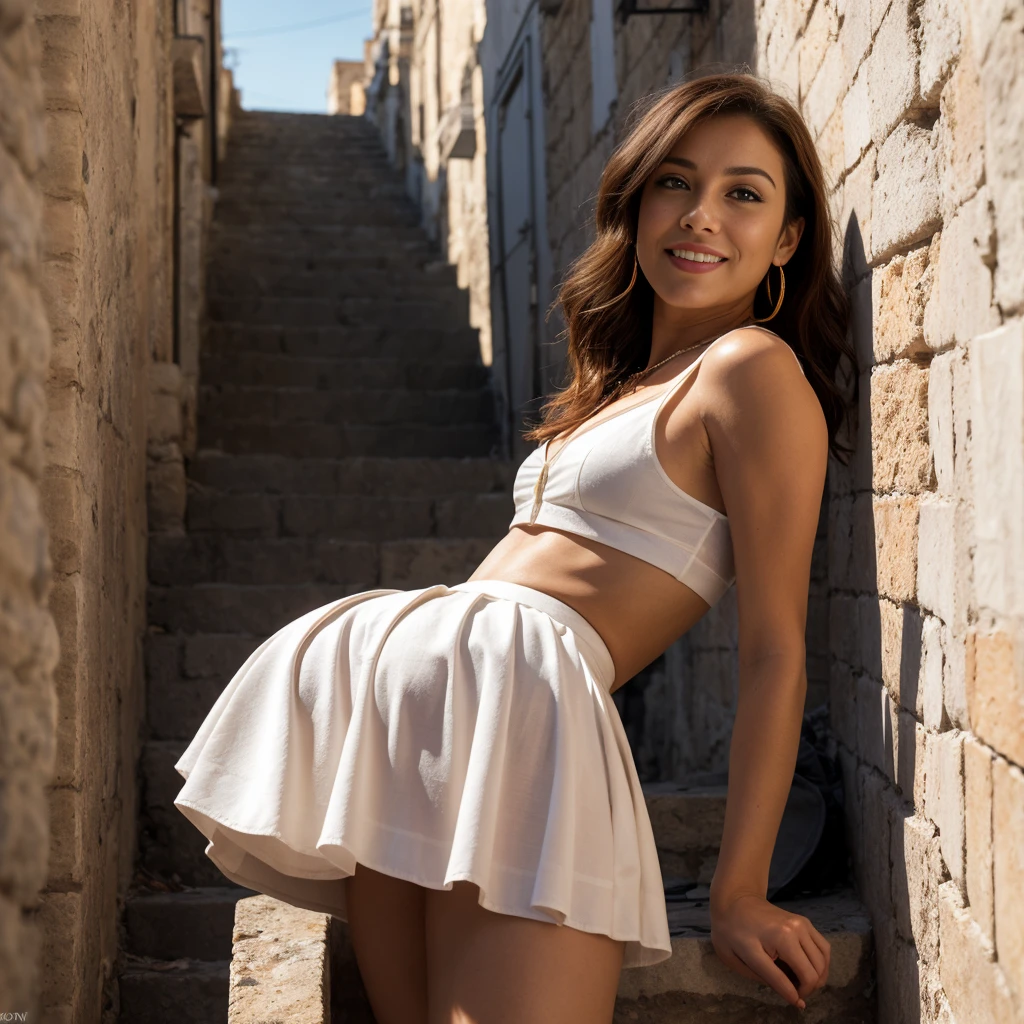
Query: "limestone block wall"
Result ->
[[30, 1, 179, 1018], [772, 1, 1024, 1019], [0, 1, 61, 1013], [539, 0, 1024, 1020]]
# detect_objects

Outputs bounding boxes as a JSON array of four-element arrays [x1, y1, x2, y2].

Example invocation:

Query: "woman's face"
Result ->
[[636, 113, 804, 319]]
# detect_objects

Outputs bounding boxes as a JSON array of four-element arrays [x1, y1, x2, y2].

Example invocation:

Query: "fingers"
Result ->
[[801, 931, 830, 986], [808, 927, 832, 978], [740, 944, 805, 1008], [774, 935, 821, 997]]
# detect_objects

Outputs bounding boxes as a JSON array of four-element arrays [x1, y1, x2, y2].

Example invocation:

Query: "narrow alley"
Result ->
[[3, 2, 1023, 1021], [121, 111, 515, 1021]]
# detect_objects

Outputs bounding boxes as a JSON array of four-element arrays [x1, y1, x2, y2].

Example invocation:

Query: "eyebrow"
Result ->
[[661, 156, 777, 188]]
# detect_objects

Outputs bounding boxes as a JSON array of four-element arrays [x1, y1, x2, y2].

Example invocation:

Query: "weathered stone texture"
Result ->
[[0, 0, 225, 1018], [0, 0, 59, 1016], [869, 361, 932, 493], [871, 122, 941, 263], [229, 896, 331, 1024], [762, 0, 1022, 1019]]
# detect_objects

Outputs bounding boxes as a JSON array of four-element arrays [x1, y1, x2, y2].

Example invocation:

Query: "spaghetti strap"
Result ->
[[652, 332, 724, 415]]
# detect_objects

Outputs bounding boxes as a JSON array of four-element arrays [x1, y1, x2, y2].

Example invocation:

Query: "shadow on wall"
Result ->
[[838, 210, 919, 1015]]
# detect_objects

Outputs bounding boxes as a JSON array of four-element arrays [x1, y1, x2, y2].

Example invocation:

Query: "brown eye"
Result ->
[[729, 186, 762, 202], [658, 175, 689, 190]]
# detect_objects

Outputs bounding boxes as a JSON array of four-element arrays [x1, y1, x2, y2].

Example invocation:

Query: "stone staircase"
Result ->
[[119, 111, 512, 1023]]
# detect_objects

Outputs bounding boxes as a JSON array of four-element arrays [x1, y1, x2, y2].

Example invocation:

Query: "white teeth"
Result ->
[[670, 249, 725, 263]]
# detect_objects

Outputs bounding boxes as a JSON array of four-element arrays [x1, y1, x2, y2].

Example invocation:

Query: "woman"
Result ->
[[174, 73, 854, 1022]]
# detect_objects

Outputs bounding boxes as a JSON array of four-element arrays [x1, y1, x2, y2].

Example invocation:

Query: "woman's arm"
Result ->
[[698, 329, 832, 1009]]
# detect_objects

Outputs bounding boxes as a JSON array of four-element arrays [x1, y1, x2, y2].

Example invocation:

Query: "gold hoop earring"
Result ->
[[582, 252, 639, 315], [752, 264, 785, 323]]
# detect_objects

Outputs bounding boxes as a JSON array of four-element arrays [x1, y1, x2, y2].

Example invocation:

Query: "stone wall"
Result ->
[[33, 1, 176, 1018], [538, 0, 1024, 1020], [787, 1, 1023, 1019], [0, 0, 61, 1014], [0, 0, 228, 1017]]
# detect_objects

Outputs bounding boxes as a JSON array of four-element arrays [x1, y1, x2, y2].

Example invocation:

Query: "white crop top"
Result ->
[[509, 331, 806, 606]]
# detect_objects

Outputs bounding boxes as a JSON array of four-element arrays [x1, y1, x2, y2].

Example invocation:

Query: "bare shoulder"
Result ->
[[702, 326, 807, 389], [700, 327, 827, 452], [700, 326, 825, 434]]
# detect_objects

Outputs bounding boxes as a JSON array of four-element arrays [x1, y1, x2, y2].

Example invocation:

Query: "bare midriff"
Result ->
[[467, 524, 714, 694]]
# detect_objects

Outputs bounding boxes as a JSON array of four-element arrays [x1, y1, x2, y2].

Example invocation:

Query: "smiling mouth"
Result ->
[[667, 248, 727, 263]]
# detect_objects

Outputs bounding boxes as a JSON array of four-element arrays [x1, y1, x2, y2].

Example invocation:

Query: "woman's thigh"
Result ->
[[343, 863, 429, 1024], [425, 881, 625, 1024]]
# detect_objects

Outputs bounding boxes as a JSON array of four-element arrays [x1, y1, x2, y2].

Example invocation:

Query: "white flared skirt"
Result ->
[[173, 578, 672, 968]]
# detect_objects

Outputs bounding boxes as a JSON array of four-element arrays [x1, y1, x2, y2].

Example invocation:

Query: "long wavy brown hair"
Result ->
[[525, 72, 855, 459]]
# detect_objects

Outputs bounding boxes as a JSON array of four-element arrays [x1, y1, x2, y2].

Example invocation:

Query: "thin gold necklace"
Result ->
[[603, 318, 753, 408]]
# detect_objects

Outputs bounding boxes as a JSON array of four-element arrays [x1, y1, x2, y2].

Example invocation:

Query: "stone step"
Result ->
[[118, 958, 229, 1024], [207, 235, 438, 260], [197, 419, 498, 458], [140, 740, 232, 886], [124, 886, 252, 960], [181, 491, 510, 541], [148, 583, 363, 635], [216, 177, 404, 197], [220, 144, 392, 158], [209, 222, 430, 244], [643, 778, 728, 888], [208, 240, 443, 263], [199, 352, 489, 391], [204, 278, 463, 305], [197, 386, 494, 429], [216, 156, 401, 170], [205, 295, 470, 330], [221, 141, 386, 156], [145, 546, 500, 739], [146, 632, 263, 741], [212, 203, 422, 227], [616, 889, 874, 1023], [147, 535, 498, 588], [213, 185, 413, 205], [206, 265, 460, 298], [185, 452, 516, 496], [202, 324, 478, 362], [207, 247, 448, 274]]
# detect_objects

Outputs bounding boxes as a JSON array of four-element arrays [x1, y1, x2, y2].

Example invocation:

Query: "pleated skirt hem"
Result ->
[[176, 796, 673, 968]]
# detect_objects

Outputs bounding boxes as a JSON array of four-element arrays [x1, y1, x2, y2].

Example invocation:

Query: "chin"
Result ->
[[652, 281, 723, 311]]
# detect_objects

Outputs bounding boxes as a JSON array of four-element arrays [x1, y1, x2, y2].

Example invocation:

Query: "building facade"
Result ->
[[327, 59, 367, 115], [363, 1, 1024, 1020]]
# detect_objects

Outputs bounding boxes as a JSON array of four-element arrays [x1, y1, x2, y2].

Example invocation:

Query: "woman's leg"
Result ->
[[343, 863, 429, 1024], [424, 881, 625, 1024]]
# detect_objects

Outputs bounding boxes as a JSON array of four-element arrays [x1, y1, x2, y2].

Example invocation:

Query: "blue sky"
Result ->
[[222, 1, 373, 113]]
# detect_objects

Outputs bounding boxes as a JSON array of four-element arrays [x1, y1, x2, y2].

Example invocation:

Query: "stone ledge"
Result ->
[[619, 889, 872, 1002], [228, 895, 330, 1024]]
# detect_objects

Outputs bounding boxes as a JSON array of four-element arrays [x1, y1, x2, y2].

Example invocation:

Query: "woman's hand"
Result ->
[[710, 891, 831, 1009]]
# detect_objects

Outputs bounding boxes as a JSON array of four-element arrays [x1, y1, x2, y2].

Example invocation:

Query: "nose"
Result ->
[[678, 190, 719, 233]]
